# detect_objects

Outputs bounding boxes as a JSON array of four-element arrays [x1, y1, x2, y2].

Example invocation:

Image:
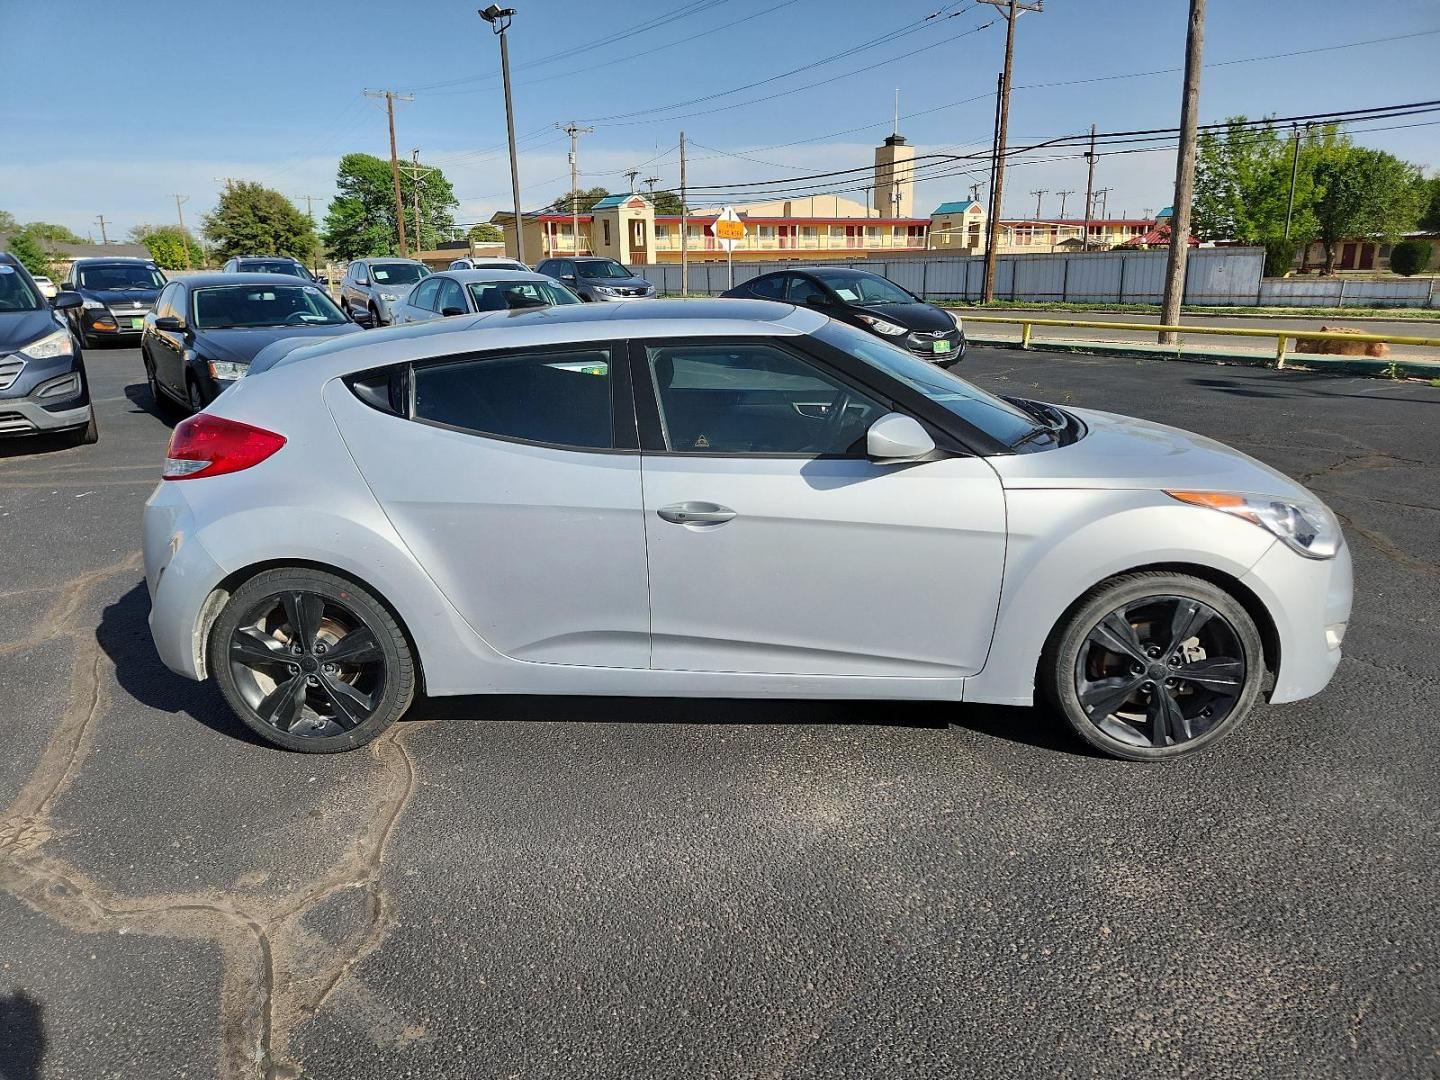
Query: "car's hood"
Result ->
[[0, 308, 63, 353], [196, 323, 363, 365], [989, 406, 1315, 501], [855, 302, 956, 333], [82, 288, 161, 306]]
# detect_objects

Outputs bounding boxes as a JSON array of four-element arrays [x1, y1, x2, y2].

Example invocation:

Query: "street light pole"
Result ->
[[481, 5, 526, 266]]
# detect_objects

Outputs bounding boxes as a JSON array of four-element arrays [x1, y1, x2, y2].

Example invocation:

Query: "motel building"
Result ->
[[490, 133, 1180, 264]]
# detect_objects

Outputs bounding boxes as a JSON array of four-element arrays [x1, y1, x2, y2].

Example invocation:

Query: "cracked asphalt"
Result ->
[[0, 344, 1437, 1079]]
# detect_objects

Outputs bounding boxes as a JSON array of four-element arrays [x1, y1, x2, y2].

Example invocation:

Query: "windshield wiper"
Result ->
[[1010, 425, 1057, 450]]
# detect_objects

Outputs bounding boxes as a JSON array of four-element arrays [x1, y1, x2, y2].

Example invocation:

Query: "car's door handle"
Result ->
[[657, 502, 737, 526]]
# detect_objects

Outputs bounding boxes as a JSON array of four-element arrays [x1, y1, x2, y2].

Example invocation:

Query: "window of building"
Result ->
[[413, 347, 614, 450], [602, 219, 611, 246], [644, 342, 886, 456]]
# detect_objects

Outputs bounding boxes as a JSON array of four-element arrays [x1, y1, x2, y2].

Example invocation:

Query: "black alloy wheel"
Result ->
[[211, 569, 415, 753], [1042, 572, 1264, 761]]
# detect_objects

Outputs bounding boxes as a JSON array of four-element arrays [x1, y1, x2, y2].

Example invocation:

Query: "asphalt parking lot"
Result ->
[[1, 343, 1437, 1079]]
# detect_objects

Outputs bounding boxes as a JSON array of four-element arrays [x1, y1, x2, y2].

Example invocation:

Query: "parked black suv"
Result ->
[[0, 252, 97, 445], [61, 256, 167, 348]]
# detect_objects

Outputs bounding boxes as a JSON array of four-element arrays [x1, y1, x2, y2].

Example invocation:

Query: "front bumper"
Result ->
[[587, 289, 655, 302], [906, 328, 966, 363], [1242, 537, 1353, 703], [83, 307, 150, 336], [0, 399, 92, 436]]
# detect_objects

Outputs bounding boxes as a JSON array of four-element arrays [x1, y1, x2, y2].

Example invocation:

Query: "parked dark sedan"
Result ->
[[222, 256, 321, 282], [61, 256, 167, 349], [140, 274, 361, 411], [0, 252, 96, 445], [723, 266, 965, 364]]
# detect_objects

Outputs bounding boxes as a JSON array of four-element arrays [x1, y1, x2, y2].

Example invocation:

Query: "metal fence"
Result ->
[[634, 247, 1440, 309]]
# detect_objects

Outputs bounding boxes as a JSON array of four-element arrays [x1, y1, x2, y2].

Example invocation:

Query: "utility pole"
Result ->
[[969, 182, 983, 203], [365, 89, 414, 256], [983, 70, 1003, 264], [95, 215, 110, 245], [1082, 124, 1098, 250], [480, 5, 525, 265], [172, 195, 192, 269], [680, 130, 689, 296], [1095, 187, 1112, 224], [978, 0, 1043, 302], [1159, 0, 1205, 343], [295, 194, 321, 274], [1055, 190, 1074, 219], [644, 176, 660, 196], [408, 149, 426, 255], [1030, 189, 1048, 218], [625, 169, 640, 193], [558, 122, 594, 256]]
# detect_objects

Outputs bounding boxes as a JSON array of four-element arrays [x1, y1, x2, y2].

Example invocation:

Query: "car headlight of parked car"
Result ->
[[855, 313, 908, 336], [19, 328, 75, 361], [207, 360, 248, 382], [378, 292, 400, 302], [82, 298, 107, 310], [1167, 490, 1341, 560]]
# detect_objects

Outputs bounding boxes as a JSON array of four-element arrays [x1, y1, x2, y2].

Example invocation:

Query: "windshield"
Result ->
[[466, 279, 582, 311], [370, 263, 429, 285], [813, 319, 1045, 449], [241, 260, 313, 280], [77, 264, 166, 291], [576, 259, 632, 279], [192, 284, 346, 329], [813, 271, 915, 306], [0, 264, 43, 311]]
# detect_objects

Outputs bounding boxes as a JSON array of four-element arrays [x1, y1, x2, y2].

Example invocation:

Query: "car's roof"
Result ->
[[255, 298, 824, 378], [71, 256, 155, 265], [360, 257, 426, 265], [783, 266, 875, 278], [233, 256, 304, 264], [178, 272, 321, 287], [436, 269, 555, 283]]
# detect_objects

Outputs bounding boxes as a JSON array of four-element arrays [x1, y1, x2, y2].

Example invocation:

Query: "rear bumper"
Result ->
[[1242, 538, 1353, 703], [144, 483, 227, 680]]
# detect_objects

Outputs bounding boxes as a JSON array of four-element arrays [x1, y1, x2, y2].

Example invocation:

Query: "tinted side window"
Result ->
[[536, 260, 556, 277], [437, 278, 466, 313], [746, 274, 787, 300], [409, 277, 442, 311], [645, 342, 886, 456], [785, 275, 827, 305], [413, 347, 615, 450], [154, 283, 179, 319]]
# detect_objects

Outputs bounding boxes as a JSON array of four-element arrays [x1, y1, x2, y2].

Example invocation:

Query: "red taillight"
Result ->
[[162, 414, 286, 480]]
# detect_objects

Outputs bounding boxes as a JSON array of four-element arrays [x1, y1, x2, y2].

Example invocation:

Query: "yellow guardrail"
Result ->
[[959, 314, 1440, 366]]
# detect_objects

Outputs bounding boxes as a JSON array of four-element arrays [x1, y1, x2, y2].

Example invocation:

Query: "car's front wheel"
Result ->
[[210, 568, 415, 753], [1041, 571, 1264, 761]]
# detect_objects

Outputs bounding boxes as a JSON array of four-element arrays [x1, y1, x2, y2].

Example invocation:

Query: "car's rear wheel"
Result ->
[[210, 568, 415, 753], [1040, 572, 1264, 761]]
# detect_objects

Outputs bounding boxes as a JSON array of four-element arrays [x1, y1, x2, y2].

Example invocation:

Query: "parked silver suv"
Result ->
[[535, 257, 655, 302], [338, 258, 431, 327]]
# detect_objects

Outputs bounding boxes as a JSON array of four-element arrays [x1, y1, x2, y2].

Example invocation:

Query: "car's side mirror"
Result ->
[[561, 274, 576, 283], [153, 315, 184, 332], [441, 306, 466, 317], [51, 291, 83, 310], [866, 412, 936, 463], [355, 275, 369, 286]]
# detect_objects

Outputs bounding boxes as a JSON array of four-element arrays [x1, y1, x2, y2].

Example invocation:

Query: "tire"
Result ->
[[209, 568, 415, 753], [67, 412, 99, 446], [1039, 571, 1264, 761], [186, 375, 207, 413], [368, 305, 384, 328]]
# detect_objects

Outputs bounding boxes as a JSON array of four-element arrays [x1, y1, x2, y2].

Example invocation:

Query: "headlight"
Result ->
[[1166, 490, 1342, 560], [82, 298, 107, 310], [856, 314, 907, 336], [18, 328, 75, 361], [593, 286, 615, 295], [378, 292, 400, 302], [206, 360, 248, 381]]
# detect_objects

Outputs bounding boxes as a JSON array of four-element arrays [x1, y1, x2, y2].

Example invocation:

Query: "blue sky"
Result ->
[[3, 0, 1437, 240]]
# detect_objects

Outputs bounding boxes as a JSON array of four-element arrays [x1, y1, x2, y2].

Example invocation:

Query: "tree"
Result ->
[[1312, 148, 1425, 273], [1389, 238, 1432, 277], [1418, 175, 1440, 232], [322, 153, 458, 261], [130, 224, 204, 269], [7, 232, 53, 280], [554, 186, 610, 214], [650, 189, 682, 215], [0, 209, 17, 233], [202, 181, 317, 262], [468, 222, 504, 244], [19, 221, 85, 246]]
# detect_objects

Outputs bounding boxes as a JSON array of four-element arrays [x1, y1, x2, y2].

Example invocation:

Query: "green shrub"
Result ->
[[1389, 239, 1432, 277], [6, 232, 52, 280], [1263, 238, 1298, 278]]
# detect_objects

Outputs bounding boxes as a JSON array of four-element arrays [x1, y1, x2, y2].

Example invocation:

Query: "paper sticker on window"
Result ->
[[0, 266, 14, 274]]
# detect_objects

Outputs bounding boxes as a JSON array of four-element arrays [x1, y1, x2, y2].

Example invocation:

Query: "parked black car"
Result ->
[[535, 257, 656, 302], [140, 274, 362, 412], [723, 266, 965, 364], [222, 256, 320, 282], [61, 256, 167, 349], [0, 252, 96, 445]]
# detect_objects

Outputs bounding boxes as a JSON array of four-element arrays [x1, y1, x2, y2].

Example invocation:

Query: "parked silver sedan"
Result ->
[[143, 300, 1351, 759], [389, 269, 582, 326]]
